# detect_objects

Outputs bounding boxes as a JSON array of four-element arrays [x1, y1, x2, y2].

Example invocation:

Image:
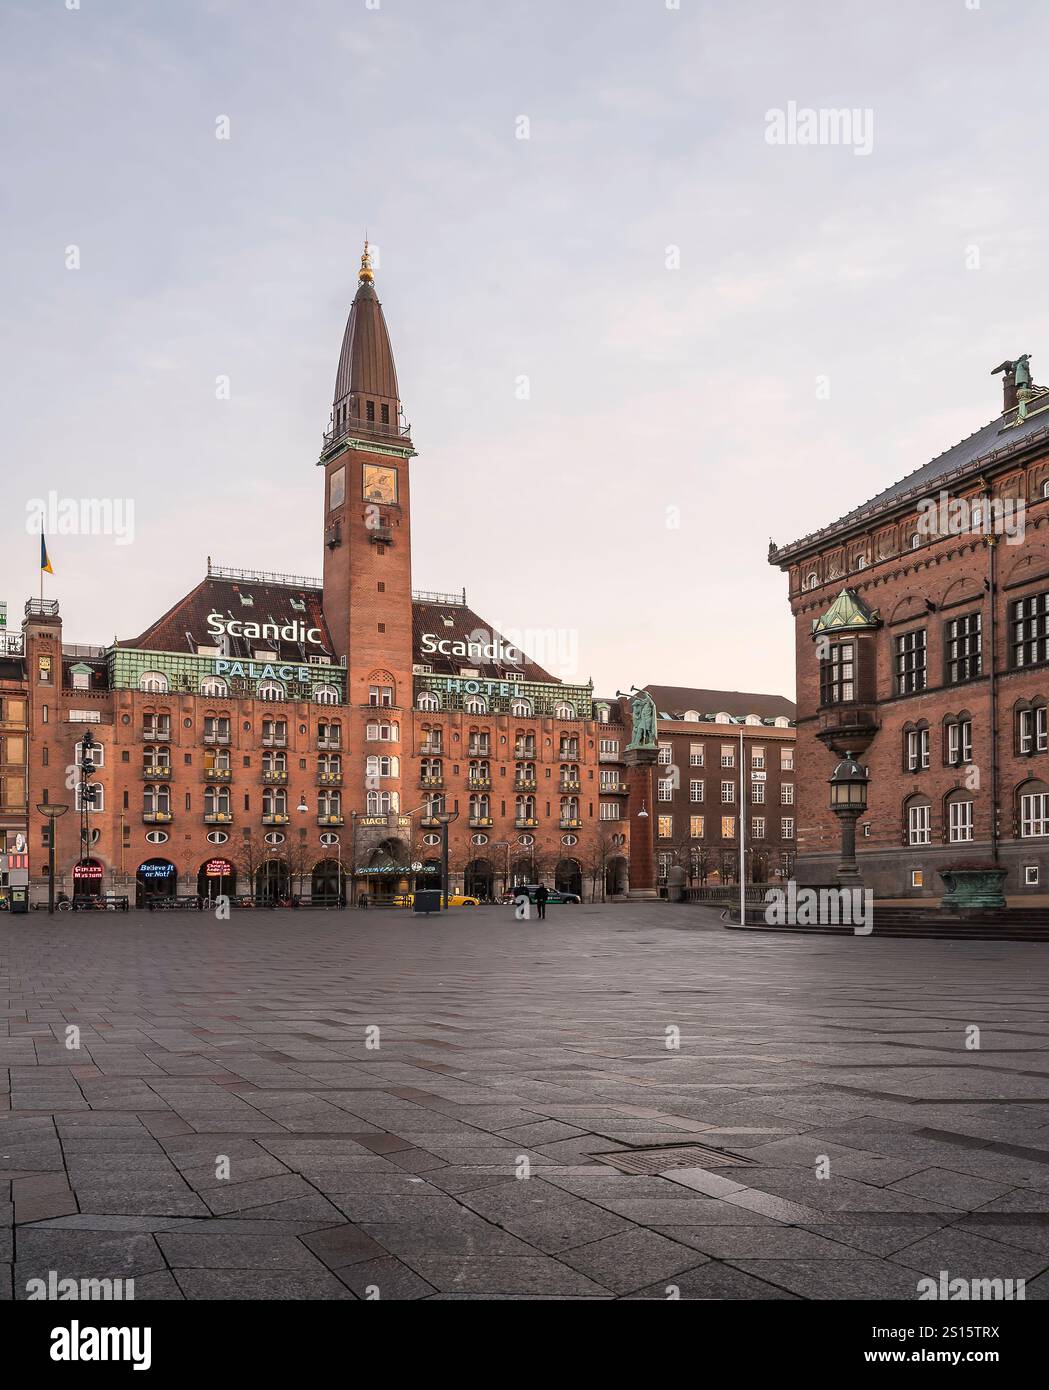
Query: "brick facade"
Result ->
[[771, 361, 1049, 899]]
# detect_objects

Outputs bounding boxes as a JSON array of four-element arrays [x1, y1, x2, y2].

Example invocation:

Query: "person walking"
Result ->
[[534, 881, 548, 920]]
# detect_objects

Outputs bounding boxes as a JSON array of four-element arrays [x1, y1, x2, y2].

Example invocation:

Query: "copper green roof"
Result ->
[[811, 588, 880, 636]]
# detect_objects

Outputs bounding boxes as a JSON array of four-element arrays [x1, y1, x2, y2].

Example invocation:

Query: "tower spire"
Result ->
[[359, 238, 374, 284]]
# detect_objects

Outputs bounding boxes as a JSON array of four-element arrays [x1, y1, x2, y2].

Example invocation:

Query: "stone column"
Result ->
[[625, 747, 658, 900]]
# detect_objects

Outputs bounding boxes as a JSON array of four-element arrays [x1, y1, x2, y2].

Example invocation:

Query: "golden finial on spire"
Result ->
[[359, 238, 374, 283]]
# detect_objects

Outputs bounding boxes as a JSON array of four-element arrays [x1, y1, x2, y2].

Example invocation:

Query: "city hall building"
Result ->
[[14, 248, 636, 907], [770, 357, 1049, 899]]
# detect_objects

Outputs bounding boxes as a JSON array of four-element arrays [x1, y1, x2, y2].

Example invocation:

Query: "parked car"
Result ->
[[392, 892, 480, 908], [500, 885, 581, 905]]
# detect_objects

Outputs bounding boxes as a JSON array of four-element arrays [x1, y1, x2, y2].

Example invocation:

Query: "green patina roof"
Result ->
[[811, 588, 880, 636]]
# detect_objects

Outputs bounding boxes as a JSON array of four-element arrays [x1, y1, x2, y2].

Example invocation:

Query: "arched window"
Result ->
[[258, 681, 285, 702], [204, 784, 231, 816], [366, 719, 399, 741], [1043, 479, 1049, 500], [715, 712, 731, 724], [683, 710, 701, 721], [516, 795, 536, 822], [464, 694, 487, 714], [1018, 779, 1049, 837], [366, 754, 398, 779], [745, 714, 762, 725], [774, 716, 790, 728], [367, 790, 397, 815], [262, 787, 288, 817], [418, 691, 440, 712], [143, 784, 170, 815], [313, 685, 340, 705], [554, 701, 575, 719], [904, 793, 932, 846], [805, 573, 818, 591], [510, 697, 533, 717], [139, 671, 168, 694], [469, 794, 490, 822], [319, 788, 341, 817], [903, 721, 930, 772], [200, 677, 227, 697], [945, 788, 974, 843]]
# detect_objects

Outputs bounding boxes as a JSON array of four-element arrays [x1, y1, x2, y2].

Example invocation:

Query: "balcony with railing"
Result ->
[[140, 726, 172, 742], [261, 770, 289, 785], [203, 767, 232, 783], [598, 748, 622, 763], [558, 778, 581, 793], [317, 813, 345, 826], [467, 743, 490, 758], [419, 742, 442, 756], [600, 780, 629, 795], [318, 771, 343, 786], [262, 812, 290, 826], [322, 411, 412, 455], [558, 746, 580, 760], [469, 815, 494, 828], [142, 811, 173, 824], [515, 816, 539, 829], [467, 776, 492, 790], [513, 777, 537, 791], [419, 773, 444, 788], [141, 764, 172, 780], [203, 811, 233, 824], [203, 731, 230, 745], [559, 816, 582, 830], [514, 745, 536, 761], [316, 736, 340, 751]]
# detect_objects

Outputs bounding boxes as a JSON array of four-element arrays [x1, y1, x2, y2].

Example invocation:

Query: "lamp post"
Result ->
[[295, 793, 309, 904], [829, 753, 869, 882], [435, 809, 459, 910], [37, 802, 68, 914]]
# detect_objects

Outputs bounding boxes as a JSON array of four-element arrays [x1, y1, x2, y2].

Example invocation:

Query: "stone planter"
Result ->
[[938, 866, 1008, 910]]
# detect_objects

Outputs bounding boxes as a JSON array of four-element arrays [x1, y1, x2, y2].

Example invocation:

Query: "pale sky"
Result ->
[[3, 0, 1048, 699]]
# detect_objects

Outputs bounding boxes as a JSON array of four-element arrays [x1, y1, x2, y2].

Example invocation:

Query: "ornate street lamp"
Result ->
[[435, 809, 459, 910], [829, 753, 869, 882], [36, 802, 68, 914]]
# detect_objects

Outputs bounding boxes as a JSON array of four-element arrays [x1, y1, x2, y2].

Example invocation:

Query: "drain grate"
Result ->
[[592, 1142, 756, 1175]]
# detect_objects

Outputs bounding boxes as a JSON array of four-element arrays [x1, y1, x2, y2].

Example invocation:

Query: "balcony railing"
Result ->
[[468, 777, 492, 790], [515, 816, 539, 828], [514, 747, 536, 761], [317, 813, 344, 826], [203, 811, 233, 824], [469, 815, 494, 828], [262, 734, 289, 747], [559, 817, 582, 830], [142, 811, 173, 824], [141, 765, 171, 780], [261, 770, 289, 785], [419, 743, 442, 756], [203, 731, 230, 745], [513, 778, 537, 791], [467, 745, 490, 758], [316, 738, 340, 751], [419, 774, 444, 788], [601, 781, 629, 794], [141, 727, 172, 741], [203, 767, 232, 782], [558, 779, 581, 792], [262, 813, 290, 825], [598, 749, 622, 762], [322, 413, 412, 453], [318, 771, 343, 786], [559, 747, 580, 760]]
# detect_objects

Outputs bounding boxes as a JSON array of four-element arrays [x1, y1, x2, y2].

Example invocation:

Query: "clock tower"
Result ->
[[319, 245, 416, 834]]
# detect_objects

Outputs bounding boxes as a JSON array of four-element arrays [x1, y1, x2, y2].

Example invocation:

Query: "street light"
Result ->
[[435, 809, 459, 910], [36, 802, 68, 914], [829, 753, 869, 882]]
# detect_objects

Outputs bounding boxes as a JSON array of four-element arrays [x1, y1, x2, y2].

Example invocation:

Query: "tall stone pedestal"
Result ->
[[625, 747, 658, 901]]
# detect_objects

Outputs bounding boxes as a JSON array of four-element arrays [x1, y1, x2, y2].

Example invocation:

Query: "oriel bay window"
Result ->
[[945, 613, 982, 684], [895, 629, 928, 695], [819, 640, 855, 704]]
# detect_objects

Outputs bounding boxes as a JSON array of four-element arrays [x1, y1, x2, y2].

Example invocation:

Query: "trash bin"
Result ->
[[413, 889, 442, 915], [10, 886, 29, 915]]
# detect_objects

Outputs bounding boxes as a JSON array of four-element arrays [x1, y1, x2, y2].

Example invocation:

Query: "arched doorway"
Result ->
[[365, 838, 408, 903], [605, 855, 628, 897], [510, 855, 535, 887], [555, 858, 582, 898], [198, 858, 236, 903], [464, 857, 494, 901], [311, 858, 344, 906], [136, 857, 177, 907], [256, 859, 289, 905], [72, 858, 104, 901]]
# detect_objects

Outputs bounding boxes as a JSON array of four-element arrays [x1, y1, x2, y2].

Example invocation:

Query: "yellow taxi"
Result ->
[[392, 892, 480, 908]]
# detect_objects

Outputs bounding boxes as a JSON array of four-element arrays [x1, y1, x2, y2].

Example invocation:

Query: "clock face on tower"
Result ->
[[363, 463, 397, 506]]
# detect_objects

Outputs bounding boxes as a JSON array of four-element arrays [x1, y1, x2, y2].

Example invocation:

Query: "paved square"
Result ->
[[3, 904, 1049, 1300]]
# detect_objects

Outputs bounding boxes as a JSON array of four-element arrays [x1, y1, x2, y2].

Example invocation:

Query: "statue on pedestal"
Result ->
[[617, 686, 658, 752]]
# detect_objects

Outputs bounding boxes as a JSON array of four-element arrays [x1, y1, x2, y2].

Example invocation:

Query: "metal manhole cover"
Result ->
[[592, 1143, 756, 1174]]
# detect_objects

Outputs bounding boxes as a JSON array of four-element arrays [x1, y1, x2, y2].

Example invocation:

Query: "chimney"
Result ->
[[992, 359, 1019, 413]]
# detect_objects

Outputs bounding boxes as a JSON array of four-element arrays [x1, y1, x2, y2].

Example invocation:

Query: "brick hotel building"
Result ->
[[8, 248, 641, 907], [770, 358, 1049, 899]]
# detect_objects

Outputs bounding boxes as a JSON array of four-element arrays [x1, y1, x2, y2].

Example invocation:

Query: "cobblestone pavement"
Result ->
[[3, 904, 1049, 1300]]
